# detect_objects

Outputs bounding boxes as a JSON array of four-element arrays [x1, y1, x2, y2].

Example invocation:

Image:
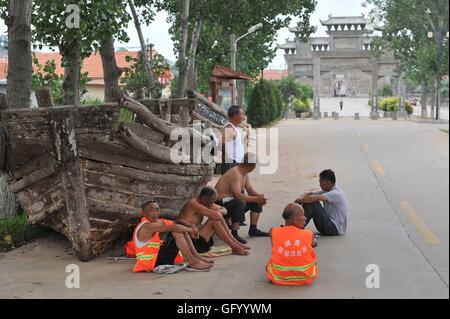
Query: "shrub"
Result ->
[[293, 98, 311, 114], [247, 79, 284, 127], [379, 97, 413, 114], [0, 213, 46, 252]]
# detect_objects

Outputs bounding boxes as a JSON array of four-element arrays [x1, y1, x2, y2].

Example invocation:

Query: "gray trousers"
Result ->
[[302, 202, 339, 236]]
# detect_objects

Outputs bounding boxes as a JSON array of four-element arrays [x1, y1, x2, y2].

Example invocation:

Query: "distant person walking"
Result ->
[[340, 100, 344, 112]]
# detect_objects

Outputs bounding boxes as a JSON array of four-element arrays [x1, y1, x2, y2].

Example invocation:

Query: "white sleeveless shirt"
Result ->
[[224, 122, 244, 163]]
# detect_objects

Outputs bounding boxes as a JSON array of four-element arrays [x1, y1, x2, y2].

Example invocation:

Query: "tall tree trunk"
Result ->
[[60, 40, 81, 106], [187, 18, 202, 92], [177, 0, 190, 98], [430, 80, 435, 119], [100, 37, 123, 102], [420, 78, 427, 118], [128, 0, 158, 99], [6, 0, 32, 109]]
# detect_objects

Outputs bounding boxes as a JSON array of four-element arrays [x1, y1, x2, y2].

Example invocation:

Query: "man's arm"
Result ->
[[189, 201, 224, 221], [231, 178, 265, 204], [295, 193, 328, 205]]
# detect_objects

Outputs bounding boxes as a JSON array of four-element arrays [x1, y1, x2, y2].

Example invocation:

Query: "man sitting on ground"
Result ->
[[176, 187, 250, 256], [215, 153, 270, 244], [266, 203, 319, 286], [295, 169, 348, 236], [133, 200, 213, 273]]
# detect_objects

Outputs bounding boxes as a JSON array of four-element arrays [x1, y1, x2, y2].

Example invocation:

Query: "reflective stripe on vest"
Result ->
[[267, 262, 317, 282]]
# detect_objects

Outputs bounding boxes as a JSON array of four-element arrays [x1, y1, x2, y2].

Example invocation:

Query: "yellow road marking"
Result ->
[[357, 132, 363, 139], [372, 160, 386, 176], [363, 144, 370, 153], [399, 201, 440, 244]]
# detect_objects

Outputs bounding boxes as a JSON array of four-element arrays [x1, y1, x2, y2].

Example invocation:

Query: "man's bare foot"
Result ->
[[200, 256, 215, 264], [240, 244, 251, 250], [232, 249, 250, 256], [190, 260, 212, 270]]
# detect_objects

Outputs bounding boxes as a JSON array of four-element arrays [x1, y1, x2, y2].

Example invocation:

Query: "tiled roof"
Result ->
[[261, 69, 288, 81], [1, 50, 173, 85], [320, 15, 367, 25], [212, 65, 252, 80]]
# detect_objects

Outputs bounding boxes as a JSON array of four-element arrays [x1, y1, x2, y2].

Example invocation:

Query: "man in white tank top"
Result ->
[[221, 105, 246, 175]]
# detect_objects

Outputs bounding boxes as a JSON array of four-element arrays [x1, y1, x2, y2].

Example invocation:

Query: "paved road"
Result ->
[[320, 97, 449, 120], [0, 118, 448, 299]]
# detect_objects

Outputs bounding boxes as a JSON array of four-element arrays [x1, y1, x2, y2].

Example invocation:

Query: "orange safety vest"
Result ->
[[132, 217, 183, 273], [266, 226, 319, 286]]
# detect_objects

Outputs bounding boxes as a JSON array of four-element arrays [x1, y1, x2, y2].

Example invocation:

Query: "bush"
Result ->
[[247, 79, 284, 127], [379, 97, 413, 114], [293, 98, 311, 114], [0, 213, 46, 251], [379, 83, 393, 97]]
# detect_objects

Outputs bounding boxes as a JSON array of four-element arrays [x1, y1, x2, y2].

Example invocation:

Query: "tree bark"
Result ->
[[420, 78, 427, 118], [60, 40, 81, 105], [6, 0, 32, 109], [100, 37, 123, 102], [187, 17, 202, 92], [128, 0, 158, 99], [430, 80, 435, 119], [177, 0, 190, 98]]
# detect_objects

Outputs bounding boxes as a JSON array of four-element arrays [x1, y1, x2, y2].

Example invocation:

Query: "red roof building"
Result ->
[[0, 50, 173, 100]]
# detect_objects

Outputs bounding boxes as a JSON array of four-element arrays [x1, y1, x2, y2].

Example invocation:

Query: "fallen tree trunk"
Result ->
[[118, 92, 211, 145], [188, 90, 228, 119], [119, 124, 190, 163]]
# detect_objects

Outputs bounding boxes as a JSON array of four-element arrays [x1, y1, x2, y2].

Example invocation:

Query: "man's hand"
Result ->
[[295, 192, 313, 204], [255, 194, 267, 205], [190, 226, 200, 239]]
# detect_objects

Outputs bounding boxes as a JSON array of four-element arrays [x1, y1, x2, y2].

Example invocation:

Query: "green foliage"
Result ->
[[364, 0, 449, 92], [379, 83, 394, 97], [32, 54, 64, 105], [276, 75, 313, 112], [121, 50, 169, 99], [119, 108, 134, 123], [247, 79, 284, 127], [293, 97, 312, 114], [80, 96, 104, 105], [32, 54, 91, 105], [379, 96, 413, 114], [160, 0, 316, 92], [0, 213, 46, 252]]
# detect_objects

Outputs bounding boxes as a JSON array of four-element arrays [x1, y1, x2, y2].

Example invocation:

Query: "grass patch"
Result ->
[[0, 213, 46, 252], [119, 108, 134, 123], [440, 129, 449, 134]]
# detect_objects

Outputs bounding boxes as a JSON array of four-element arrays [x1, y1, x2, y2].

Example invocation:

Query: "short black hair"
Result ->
[[141, 199, 157, 211], [228, 105, 242, 119], [199, 186, 218, 198], [320, 169, 336, 184]]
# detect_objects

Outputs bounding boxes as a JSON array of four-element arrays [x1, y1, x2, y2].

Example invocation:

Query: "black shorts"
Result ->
[[155, 232, 213, 266], [215, 199, 263, 224]]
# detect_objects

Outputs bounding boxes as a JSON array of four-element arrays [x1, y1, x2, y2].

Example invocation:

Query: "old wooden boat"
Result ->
[[0, 90, 229, 261]]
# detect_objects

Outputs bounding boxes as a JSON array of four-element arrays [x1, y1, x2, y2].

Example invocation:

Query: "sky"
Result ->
[[0, 0, 370, 69]]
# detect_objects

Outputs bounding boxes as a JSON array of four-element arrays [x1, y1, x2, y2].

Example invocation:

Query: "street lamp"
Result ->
[[231, 23, 263, 104]]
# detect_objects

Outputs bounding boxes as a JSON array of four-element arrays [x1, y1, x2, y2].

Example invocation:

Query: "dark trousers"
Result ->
[[216, 199, 262, 224], [302, 202, 339, 236]]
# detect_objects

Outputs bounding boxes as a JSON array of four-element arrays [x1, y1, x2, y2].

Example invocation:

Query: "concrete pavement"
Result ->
[[0, 118, 448, 299]]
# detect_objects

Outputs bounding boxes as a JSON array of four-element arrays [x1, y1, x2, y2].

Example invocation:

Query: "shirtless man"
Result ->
[[133, 200, 212, 272], [178, 187, 250, 256], [215, 153, 270, 244]]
